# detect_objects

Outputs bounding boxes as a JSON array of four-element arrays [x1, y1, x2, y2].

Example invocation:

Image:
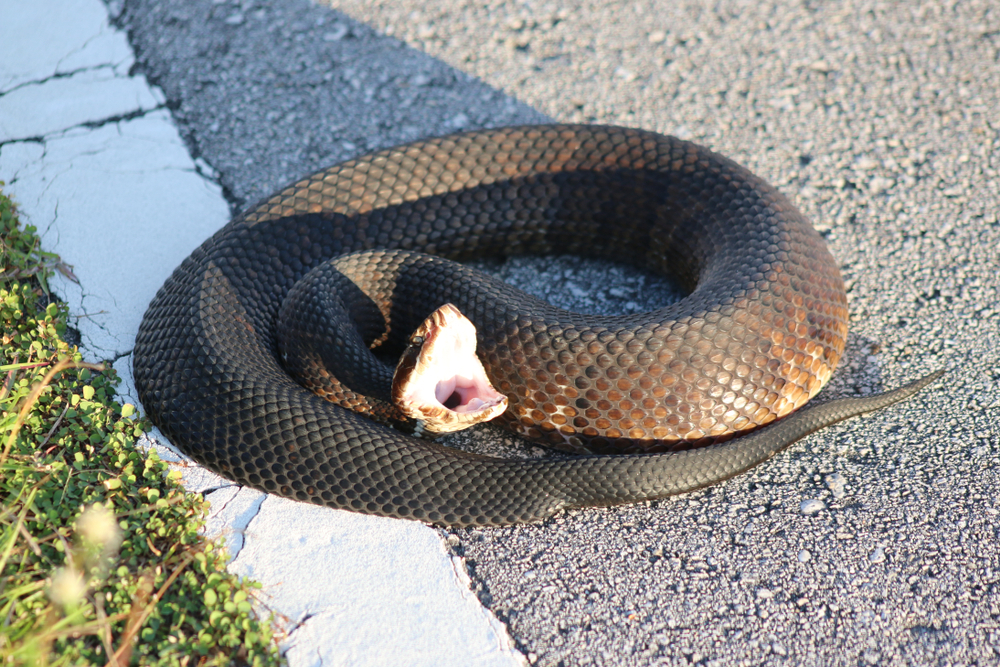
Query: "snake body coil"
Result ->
[[133, 126, 939, 526]]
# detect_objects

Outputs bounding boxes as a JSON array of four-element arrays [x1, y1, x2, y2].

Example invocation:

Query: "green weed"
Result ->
[[0, 187, 283, 666]]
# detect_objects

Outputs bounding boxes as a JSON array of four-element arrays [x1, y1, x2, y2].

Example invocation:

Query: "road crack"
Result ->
[[0, 65, 115, 98]]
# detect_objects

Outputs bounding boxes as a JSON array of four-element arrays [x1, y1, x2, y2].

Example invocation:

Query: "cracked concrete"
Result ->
[[2, 113, 228, 387], [203, 486, 268, 562], [0, 1, 159, 145], [0, 66, 164, 144], [0, 0, 134, 93], [227, 498, 519, 666]]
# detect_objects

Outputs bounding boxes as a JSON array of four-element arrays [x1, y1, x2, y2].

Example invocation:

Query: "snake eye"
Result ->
[[410, 335, 424, 347]]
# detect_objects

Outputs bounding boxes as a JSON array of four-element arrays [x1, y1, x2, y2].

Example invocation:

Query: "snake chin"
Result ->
[[391, 303, 508, 435]]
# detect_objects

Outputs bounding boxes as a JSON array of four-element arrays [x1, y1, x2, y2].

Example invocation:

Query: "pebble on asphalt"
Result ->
[[800, 499, 826, 515], [825, 473, 847, 499]]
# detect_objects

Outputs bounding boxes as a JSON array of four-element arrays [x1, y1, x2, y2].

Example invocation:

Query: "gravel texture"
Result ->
[[112, 0, 999, 664]]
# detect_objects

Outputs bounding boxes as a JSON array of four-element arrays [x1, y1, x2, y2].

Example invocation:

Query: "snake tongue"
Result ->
[[391, 303, 508, 435]]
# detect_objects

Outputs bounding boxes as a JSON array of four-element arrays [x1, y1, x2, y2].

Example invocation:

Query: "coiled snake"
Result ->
[[133, 125, 941, 526]]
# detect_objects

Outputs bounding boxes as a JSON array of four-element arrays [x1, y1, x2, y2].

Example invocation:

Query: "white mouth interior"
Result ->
[[434, 374, 504, 413], [394, 304, 508, 431], [405, 316, 505, 414]]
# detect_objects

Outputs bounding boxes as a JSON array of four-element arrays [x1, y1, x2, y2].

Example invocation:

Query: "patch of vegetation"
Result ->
[[0, 186, 283, 665], [0, 192, 75, 294]]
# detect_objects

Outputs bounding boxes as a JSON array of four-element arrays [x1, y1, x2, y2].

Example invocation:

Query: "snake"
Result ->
[[133, 125, 941, 527]]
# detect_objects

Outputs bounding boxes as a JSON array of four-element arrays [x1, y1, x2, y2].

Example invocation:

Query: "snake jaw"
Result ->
[[391, 303, 508, 435]]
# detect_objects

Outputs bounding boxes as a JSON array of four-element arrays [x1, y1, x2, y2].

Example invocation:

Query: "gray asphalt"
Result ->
[[112, 0, 1000, 664]]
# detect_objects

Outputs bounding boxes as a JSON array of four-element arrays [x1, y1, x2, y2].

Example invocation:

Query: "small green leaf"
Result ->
[[0, 188, 281, 665]]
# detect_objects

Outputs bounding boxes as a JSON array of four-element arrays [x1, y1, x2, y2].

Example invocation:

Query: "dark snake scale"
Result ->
[[133, 125, 941, 526]]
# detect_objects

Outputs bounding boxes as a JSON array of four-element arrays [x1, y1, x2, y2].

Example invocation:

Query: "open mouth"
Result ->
[[391, 303, 508, 435]]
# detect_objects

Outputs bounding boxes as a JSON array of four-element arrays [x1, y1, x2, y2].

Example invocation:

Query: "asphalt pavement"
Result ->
[[5, 0, 998, 664]]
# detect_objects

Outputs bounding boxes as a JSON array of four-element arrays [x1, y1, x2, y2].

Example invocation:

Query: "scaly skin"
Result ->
[[133, 125, 940, 526]]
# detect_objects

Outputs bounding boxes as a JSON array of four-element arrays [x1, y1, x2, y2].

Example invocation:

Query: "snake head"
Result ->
[[391, 303, 508, 435]]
